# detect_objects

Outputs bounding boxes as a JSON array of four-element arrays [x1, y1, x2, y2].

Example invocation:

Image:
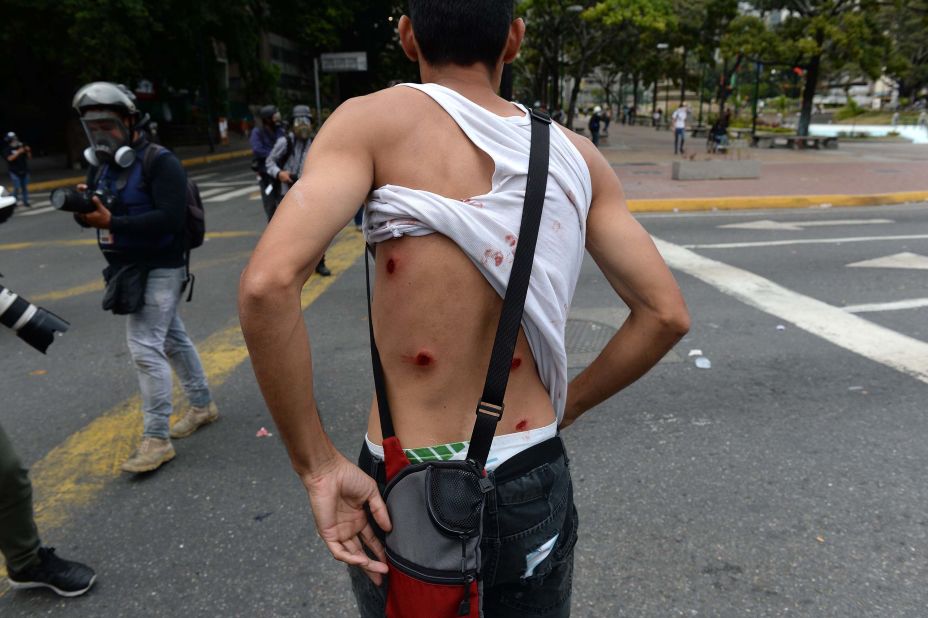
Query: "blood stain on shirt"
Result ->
[[463, 198, 485, 208], [483, 249, 504, 267], [505, 234, 518, 248], [552, 221, 562, 233]]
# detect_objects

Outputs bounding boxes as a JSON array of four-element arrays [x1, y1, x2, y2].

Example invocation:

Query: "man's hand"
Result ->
[[79, 196, 112, 230], [303, 452, 392, 585], [278, 170, 293, 184]]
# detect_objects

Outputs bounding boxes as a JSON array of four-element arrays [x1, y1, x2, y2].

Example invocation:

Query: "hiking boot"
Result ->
[[8, 547, 96, 597], [121, 437, 175, 473], [170, 401, 219, 439], [315, 261, 332, 277]]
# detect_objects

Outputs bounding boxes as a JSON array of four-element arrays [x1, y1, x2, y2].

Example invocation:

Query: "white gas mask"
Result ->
[[79, 110, 136, 168]]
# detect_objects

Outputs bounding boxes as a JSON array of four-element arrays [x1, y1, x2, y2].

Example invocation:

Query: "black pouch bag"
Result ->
[[365, 109, 551, 618], [102, 263, 149, 314]]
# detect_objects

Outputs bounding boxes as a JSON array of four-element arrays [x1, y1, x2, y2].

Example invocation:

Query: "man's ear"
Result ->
[[398, 16, 419, 62], [501, 18, 526, 64]]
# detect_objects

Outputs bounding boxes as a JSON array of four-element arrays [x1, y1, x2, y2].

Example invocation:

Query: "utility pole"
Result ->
[[751, 61, 762, 138]]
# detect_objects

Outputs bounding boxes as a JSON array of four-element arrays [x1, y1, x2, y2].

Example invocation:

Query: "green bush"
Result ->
[[834, 98, 865, 121]]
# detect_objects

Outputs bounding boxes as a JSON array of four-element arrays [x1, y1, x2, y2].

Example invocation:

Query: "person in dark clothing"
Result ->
[[588, 106, 602, 146], [250, 105, 285, 220], [71, 82, 218, 474], [266, 105, 331, 275], [3, 132, 32, 207], [1, 423, 96, 596]]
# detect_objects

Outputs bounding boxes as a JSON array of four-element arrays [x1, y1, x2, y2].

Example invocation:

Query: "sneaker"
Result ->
[[121, 437, 175, 473], [8, 547, 96, 597], [170, 401, 219, 439], [315, 262, 332, 277]]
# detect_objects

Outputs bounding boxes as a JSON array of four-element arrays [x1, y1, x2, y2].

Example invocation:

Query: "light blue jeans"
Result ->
[[126, 267, 211, 439], [9, 173, 29, 205]]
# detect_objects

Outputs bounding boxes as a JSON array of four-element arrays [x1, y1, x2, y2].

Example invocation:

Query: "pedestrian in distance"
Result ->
[[672, 102, 689, 155], [239, 1, 689, 615], [652, 107, 662, 129], [3, 132, 32, 208], [250, 105, 285, 221], [1, 423, 96, 596], [266, 105, 331, 276], [588, 105, 602, 146], [602, 107, 612, 136], [69, 82, 219, 474]]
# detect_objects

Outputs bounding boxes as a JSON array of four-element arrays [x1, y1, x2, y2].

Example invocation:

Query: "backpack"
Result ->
[[142, 143, 205, 251], [141, 143, 205, 300]]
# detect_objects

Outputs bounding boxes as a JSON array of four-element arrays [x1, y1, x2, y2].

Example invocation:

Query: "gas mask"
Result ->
[[293, 116, 312, 140], [79, 110, 136, 168]]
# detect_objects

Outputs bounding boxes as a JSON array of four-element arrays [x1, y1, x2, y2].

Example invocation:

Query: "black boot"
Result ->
[[315, 257, 332, 277]]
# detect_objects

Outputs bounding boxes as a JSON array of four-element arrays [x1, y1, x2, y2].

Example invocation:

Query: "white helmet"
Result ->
[[593, 106, 602, 114], [72, 82, 140, 168]]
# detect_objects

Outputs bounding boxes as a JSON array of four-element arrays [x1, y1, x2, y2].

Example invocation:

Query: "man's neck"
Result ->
[[420, 63, 501, 97]]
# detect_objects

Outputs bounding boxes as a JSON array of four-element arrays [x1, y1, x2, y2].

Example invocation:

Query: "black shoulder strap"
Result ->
[[365, 109, 552, 468]]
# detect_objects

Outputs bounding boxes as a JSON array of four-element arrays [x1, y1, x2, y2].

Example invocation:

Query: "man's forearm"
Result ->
[[564, 310, 687, 425], [239, 277, 337, 478]]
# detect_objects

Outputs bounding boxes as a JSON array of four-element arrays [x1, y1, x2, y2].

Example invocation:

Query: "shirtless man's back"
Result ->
[[240, 2, 688, 615]]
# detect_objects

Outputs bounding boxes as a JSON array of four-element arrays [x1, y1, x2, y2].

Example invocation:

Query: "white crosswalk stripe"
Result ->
[[204, 186, 259, 202]]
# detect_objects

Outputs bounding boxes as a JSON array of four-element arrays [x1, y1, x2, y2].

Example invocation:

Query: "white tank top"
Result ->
[[363, 82, 592, 422]]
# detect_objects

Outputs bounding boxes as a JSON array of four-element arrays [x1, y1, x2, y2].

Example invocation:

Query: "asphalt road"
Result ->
[[1, 158, 926, 617]]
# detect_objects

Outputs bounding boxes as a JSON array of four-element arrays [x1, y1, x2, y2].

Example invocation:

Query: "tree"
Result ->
[[880, 0, 928, 102], [760, 0, 889, 135]]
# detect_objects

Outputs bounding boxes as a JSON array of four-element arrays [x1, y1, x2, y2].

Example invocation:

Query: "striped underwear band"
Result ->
[[365, 420, 557, 472]]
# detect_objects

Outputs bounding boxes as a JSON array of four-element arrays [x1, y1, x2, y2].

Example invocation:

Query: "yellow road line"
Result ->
[[627, 190, 928, 212], [0, 231, 258, 252], [0, 230, 364, 596]]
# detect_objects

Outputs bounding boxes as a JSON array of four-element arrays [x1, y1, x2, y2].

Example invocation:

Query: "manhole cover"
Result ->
[[565, 319, 616, 354]]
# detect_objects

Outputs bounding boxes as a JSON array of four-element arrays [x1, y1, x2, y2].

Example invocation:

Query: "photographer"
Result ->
[[265, 105, 330, 276], [71, 82, 218, 474], [249, 105, 284, 221], [3, 132, 32, 208]]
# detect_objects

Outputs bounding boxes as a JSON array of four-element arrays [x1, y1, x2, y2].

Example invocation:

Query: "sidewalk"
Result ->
[[5, 134, 252, 192], [594, 124, 928, 211]]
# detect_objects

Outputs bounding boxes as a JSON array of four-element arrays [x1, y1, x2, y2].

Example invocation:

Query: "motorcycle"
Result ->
[[0, 185, 16, 224]]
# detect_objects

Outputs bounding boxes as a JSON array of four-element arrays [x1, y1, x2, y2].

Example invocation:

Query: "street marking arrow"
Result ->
[[719, 219, 894, 231], [846, 252, 928, 271]]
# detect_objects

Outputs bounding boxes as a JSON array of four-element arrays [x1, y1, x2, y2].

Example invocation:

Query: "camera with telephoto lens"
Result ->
[[0, 275, 69, 353], [49, 186, 119, 214]]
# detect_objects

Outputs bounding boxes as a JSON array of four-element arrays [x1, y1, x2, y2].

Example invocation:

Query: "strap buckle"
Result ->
[[476, 400, 504, 419], [529, 108, 552, 124]]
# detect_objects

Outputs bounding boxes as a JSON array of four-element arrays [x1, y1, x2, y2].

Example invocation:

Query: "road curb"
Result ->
[[627, 191, 928, 213], [12, 149, 253, 193]]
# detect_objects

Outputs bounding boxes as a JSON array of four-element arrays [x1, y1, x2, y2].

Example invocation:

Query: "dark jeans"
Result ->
[[0, 423, 41, 573], [259, 176, 279, 221], [350, 437, 579, 617], [674, 128, 686, 154]]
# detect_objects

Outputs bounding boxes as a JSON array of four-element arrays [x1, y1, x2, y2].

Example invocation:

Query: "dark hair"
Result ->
[[408, 0, 515, 70]]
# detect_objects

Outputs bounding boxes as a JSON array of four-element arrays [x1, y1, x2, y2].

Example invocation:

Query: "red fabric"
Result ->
[[386, 567, 478, 618], [383, 436, 410, 482]]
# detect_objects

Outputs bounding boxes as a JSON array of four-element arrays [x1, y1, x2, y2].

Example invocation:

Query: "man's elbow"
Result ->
[[238, 266, 294, 317], [658, 302, 690, 341]]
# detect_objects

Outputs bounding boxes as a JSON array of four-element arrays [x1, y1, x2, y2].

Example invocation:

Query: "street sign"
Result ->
[[320, 52, 368, 73]]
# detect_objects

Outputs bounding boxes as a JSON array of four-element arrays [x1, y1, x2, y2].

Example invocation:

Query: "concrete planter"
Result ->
[[672, 160, 761, 181]]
